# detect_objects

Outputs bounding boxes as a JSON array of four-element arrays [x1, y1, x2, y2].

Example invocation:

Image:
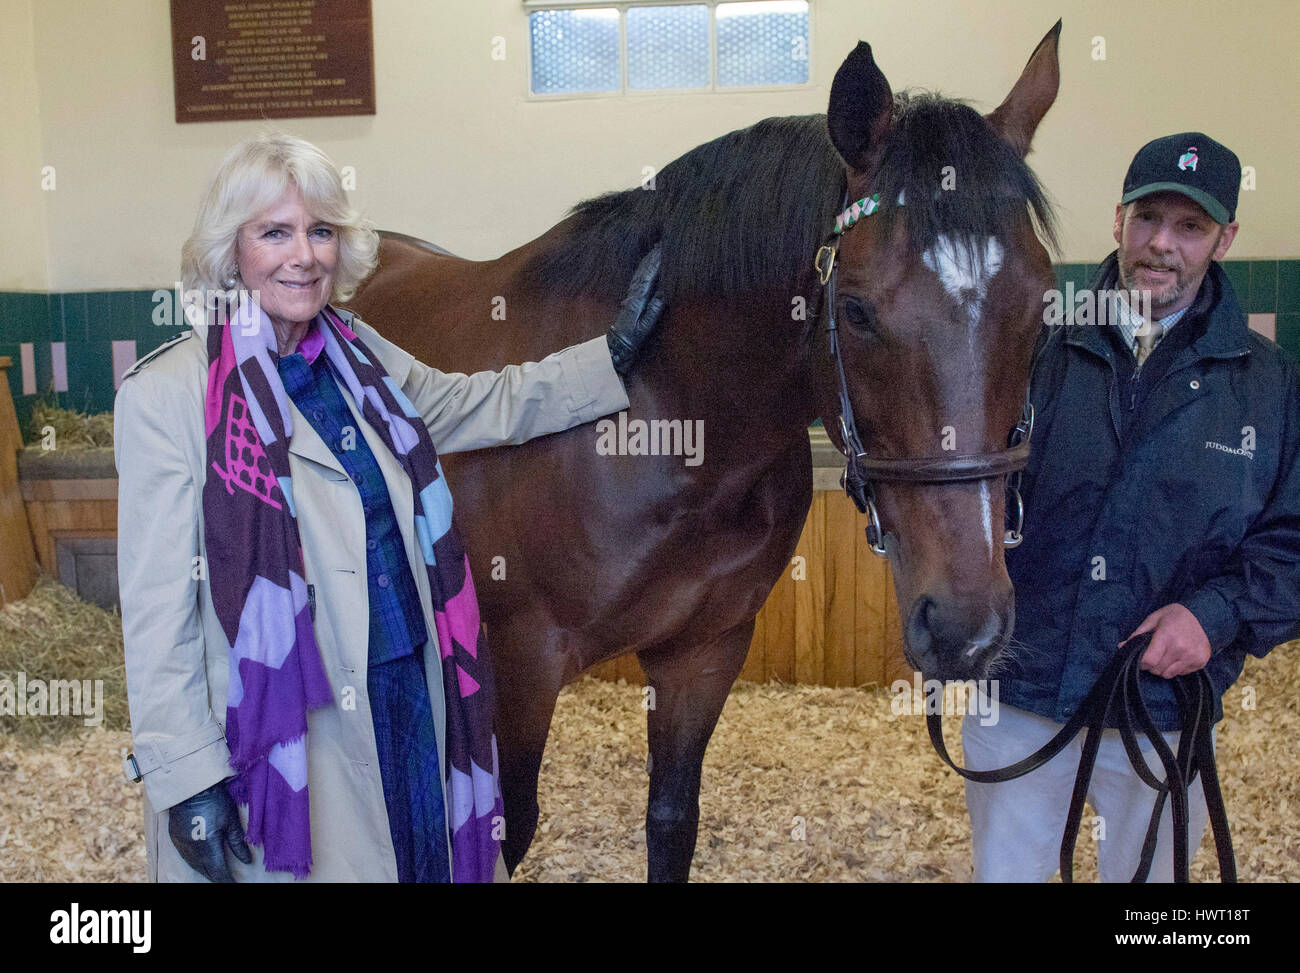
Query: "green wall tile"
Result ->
[[62, 339, 114, 414], [0, 292, 49, 343], [56, 292, 91, 343], [139, 289, 183, 346], [32, 292, 55, 343], [1248, 260, 1277, 314], [1276, 313, 1300, 360], [30, 338, 53, 400], [0, 294, 14, 341], [1276, 260, 1300, 314], [108, 291, 135, 341], [1221, 261, 1251, 305], [130, 290, 155, 342], [125, 291, 154, 347], [19, 292, 52, 343], [86, 291, 114, 340]]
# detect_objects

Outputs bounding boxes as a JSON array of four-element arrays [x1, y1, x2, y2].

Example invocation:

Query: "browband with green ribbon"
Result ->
[[833, 193, 881, 234]]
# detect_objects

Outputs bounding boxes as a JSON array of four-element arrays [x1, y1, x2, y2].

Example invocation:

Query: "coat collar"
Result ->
[[1064, 251, 1250, 364]]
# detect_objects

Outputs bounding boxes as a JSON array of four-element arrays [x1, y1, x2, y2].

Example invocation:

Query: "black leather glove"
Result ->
[[167, 780, 253, 883], [606, 246, 666, 376]]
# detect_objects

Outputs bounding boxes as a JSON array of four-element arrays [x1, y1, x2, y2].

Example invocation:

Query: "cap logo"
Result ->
[[1178, 146, 1199, 172]]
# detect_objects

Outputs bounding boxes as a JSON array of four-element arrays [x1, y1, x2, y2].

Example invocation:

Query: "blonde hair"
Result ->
[[180, 131, 378, 305]]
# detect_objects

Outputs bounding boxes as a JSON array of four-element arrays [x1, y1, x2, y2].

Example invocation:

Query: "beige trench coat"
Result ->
[[114, 307, 627, 882]]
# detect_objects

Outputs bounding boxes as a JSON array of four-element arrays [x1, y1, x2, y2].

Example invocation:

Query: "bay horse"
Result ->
[[345, 23, 1063, 881]]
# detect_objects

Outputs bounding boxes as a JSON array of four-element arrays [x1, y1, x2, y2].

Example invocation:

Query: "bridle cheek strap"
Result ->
[[815, 199, 1033, 557]]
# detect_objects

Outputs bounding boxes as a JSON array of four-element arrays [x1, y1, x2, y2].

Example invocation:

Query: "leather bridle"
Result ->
[[814, 192, 1034, 556]]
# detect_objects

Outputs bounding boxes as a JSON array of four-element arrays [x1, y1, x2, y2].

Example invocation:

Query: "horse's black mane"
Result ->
[[523, 93, 1057, 304]]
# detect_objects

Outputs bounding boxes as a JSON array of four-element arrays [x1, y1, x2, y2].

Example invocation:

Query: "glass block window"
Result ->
[[716, 1, 809, 87], [529, 8, 621, 94], [527, 1, 811, 96], [627, 5, 710, 90]]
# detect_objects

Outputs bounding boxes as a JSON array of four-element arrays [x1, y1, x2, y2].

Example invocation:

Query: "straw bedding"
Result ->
[[1, 581, 1295, 882]]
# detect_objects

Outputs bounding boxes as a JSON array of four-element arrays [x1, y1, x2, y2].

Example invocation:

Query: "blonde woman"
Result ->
[[116, 132, 662, 882]]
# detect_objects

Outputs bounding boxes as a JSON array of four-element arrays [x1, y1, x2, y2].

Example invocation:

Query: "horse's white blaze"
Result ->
[[978, 478, 994, 561], [922, 236, 1004, 325]]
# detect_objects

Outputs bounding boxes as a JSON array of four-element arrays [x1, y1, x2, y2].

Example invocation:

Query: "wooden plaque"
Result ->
[[170, 0, 375, 124]]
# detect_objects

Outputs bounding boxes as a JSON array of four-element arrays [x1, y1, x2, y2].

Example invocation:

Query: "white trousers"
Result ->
[[961, 702, 1211, 882]]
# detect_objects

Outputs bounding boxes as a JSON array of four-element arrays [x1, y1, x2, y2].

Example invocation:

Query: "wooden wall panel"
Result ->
[[0, 357, 38, 603], [822, 492, 859, 687], [21, 497, 119, 577], [763, 543, 796, 684], [740, 596, 765, 683], [793, 492, 825, 684]]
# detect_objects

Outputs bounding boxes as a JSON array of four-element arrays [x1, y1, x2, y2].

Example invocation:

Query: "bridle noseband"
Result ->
[[815, 192, 1034, 556]]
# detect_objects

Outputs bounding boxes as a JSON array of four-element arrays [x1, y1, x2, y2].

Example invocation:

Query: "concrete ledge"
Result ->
[[17, 447, 117, 481], [810, 426, 845, 490], [12, 435, 845, 490]]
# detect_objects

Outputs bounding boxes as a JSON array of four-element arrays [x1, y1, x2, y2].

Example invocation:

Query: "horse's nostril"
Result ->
[[906, 597, 1010, 675], [964, 611, 1005, 658], [905, 595, 937, 659]]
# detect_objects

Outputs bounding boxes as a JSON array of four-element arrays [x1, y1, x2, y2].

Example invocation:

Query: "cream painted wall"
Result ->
[[14, 0, 1300, 291], [0, 0, 50, 289]]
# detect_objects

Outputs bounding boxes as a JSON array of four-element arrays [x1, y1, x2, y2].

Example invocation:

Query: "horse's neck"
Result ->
[[486, 229, 823, 445]]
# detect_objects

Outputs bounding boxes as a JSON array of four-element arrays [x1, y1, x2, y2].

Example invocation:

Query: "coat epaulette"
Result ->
[[121, 330, 193, 380]]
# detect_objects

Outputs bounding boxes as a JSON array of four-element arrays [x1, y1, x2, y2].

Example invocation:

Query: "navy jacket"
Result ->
[[1002, 252, 1300, 731]]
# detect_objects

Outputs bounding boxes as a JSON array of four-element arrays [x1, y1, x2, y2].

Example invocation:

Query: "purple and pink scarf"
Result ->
[[202, 295, 503, 881]]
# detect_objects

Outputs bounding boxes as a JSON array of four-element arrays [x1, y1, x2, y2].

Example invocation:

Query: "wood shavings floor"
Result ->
[[2, 649, 1294, 883]]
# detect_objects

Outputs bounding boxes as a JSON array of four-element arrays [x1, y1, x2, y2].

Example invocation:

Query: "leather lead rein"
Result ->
[[925, 634, 1236, 883]]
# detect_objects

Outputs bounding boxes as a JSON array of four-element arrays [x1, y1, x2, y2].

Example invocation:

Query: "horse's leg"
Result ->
[[637, 618, 755, 883], [489, 614, 569, 876]]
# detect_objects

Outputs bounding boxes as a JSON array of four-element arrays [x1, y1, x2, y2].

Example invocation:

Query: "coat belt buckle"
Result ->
[[122, 751, 143, 783]]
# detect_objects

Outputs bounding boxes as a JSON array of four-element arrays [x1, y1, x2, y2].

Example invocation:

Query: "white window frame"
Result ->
[[522, 0, 815, 101]]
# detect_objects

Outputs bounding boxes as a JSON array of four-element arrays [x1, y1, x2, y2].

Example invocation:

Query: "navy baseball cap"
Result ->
[[1120, 132, 1241, 224]]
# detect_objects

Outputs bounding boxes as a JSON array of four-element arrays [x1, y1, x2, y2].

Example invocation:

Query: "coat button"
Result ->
[[366, 538, 378, 551], [1189, 380, 1200, 389], [351, 471, 363, 485], [377, 574, 390, 588]]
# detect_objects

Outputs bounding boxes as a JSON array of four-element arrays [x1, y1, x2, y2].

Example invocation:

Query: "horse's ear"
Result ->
[[827, 41, 894, 178], [986, 20, 1062, 157]]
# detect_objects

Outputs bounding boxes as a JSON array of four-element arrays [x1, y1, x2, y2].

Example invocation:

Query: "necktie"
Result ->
[[1134, 320, 1164, 367]]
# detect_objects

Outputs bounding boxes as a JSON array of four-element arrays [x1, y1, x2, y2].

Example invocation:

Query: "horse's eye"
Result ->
[[842, 296, 875, 333]]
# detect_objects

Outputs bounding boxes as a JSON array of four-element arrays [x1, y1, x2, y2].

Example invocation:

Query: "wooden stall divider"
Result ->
[[0, 356, 39, 606]]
